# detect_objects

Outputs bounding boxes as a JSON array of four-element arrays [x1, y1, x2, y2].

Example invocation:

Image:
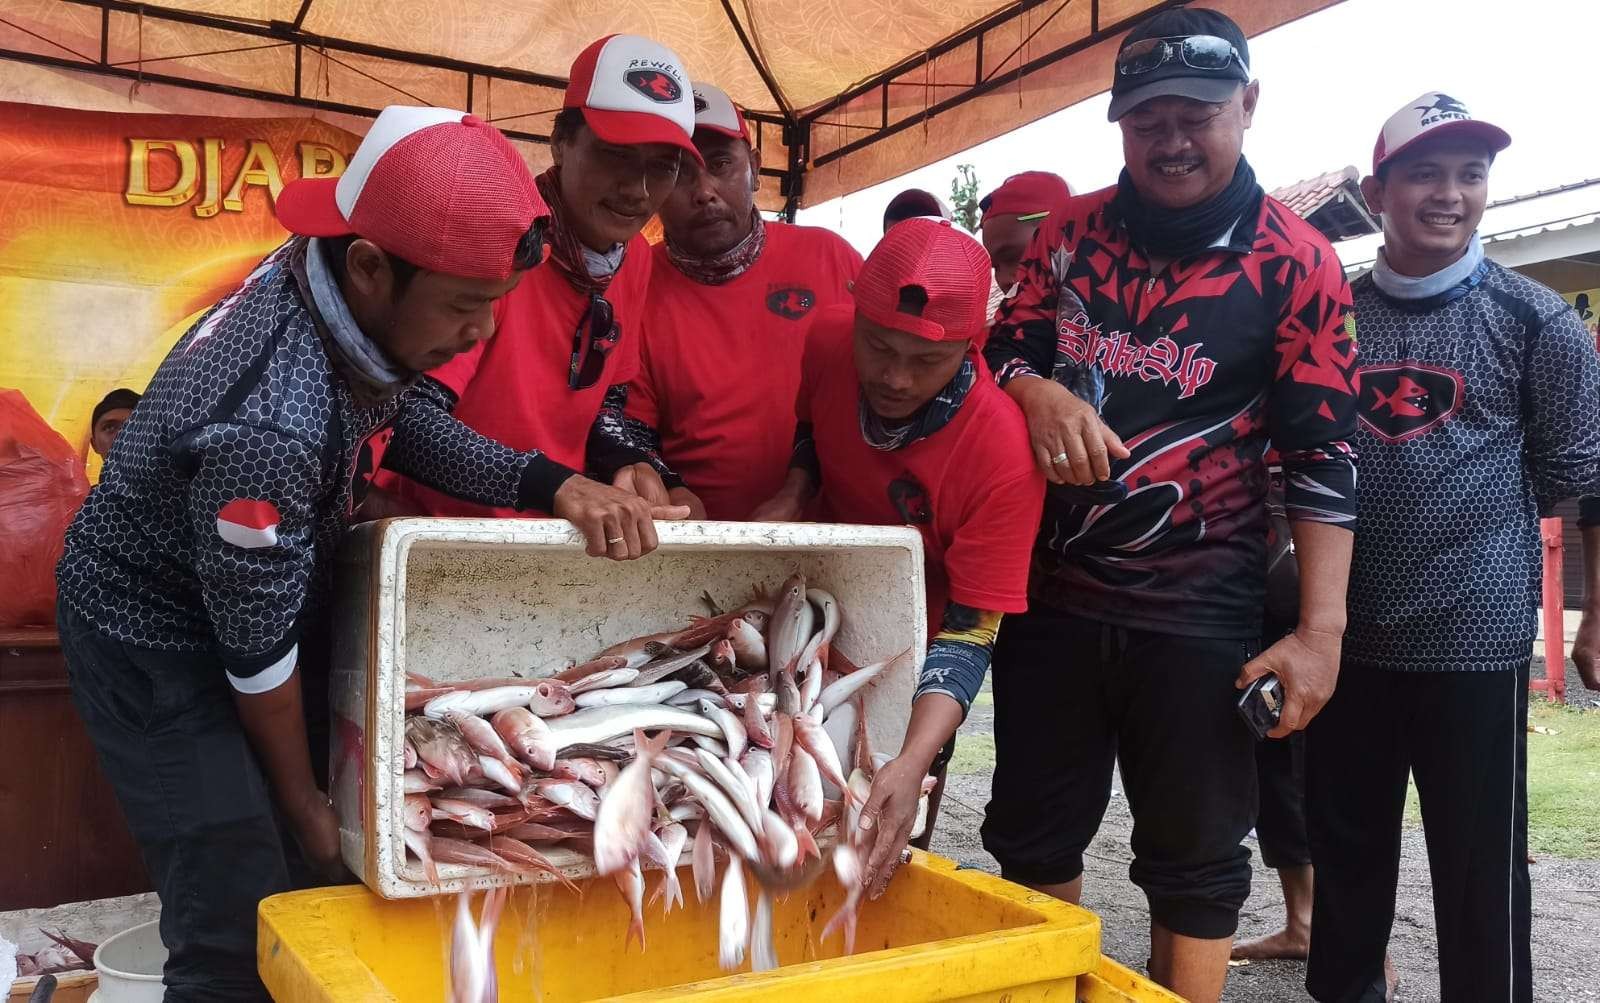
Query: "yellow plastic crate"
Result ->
[[258, 851, 1169, 1002]]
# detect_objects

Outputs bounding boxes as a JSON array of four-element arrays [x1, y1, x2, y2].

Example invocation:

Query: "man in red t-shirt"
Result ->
[[624, 82, 862, 520], [374, 34, 700, 559], [751, 217, 1043, 894]]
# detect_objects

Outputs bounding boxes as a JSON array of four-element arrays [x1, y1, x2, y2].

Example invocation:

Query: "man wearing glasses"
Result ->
[[623, 82, 862, 521], [981, 9, 1360, 1000], [376, 34, 699, 559]]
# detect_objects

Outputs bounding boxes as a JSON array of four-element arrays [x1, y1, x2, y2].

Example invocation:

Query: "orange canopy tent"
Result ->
[[1, 0, 1338, 216]]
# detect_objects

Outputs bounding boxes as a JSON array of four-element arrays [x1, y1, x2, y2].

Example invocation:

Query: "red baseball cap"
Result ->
[[855, 217, 992, 345], [275, 105, 548, 281], [565, 34, 702, 165], [1373, 91, 1511, 176], [980, 171, 1074, 224], [691, 81, 750, 143]]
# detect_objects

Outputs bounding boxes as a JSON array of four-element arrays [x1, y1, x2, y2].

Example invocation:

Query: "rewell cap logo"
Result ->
[[626, 69, 682, 103], [693, 93, 709, 113], [1357, 363, 1462, 443], [766, 287, 816, 320], [1417, 93, 1470, 125]]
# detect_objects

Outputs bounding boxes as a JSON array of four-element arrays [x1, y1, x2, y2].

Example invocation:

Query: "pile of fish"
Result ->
[[402, 574, 916, 997]]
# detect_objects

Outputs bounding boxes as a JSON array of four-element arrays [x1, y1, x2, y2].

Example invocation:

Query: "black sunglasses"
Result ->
[[569, 293, 618, 391], [1117, 34, 1245, 77], [513, 216, 550, 271]]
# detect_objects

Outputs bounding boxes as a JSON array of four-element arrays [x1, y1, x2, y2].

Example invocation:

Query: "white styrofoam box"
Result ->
[[330, 517, 927, 900]]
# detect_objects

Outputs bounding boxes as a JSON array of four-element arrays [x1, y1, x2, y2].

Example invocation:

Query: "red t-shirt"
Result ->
[[627, 223, 861, 520], [374, 234, 653, 517], [800, 305, 1044, 633]]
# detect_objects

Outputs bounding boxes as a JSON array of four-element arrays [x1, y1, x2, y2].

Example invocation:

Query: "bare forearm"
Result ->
[[897, 694, 964, 772], [1289, 520, 1353, 635], [232, 669, 320, 809]]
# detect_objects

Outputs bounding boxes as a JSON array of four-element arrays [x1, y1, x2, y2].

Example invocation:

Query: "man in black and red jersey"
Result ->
[[980, 8, 1359, 1001]]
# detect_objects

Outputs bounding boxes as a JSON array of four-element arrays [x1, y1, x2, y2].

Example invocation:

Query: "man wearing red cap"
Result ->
[[1305, 93, 1600, 1003], [375, 34, 701, 559], [622, 81, 862, 520], [55, 106, 562, 1000], [979, 170, 1074, 300], [752, 218, 1044, 889], [981, 9, 1360, 1000]]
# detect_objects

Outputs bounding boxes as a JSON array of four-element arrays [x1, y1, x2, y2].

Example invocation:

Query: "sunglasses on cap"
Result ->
[[569, 292, 619, 391], [1117, 34, 1246, 77], [513, 217, 551, 271]]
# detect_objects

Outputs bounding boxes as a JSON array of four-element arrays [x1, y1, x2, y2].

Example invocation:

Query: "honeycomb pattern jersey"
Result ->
[[1346, 260, 1600, 672], [57, 238, 541, 684]]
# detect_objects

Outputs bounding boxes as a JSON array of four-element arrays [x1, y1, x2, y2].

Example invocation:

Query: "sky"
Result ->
[[796, 0, 1600, 254]]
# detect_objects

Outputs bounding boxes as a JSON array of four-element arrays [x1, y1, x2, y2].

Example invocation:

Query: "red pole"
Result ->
[[1538, 516, 1567, 704]]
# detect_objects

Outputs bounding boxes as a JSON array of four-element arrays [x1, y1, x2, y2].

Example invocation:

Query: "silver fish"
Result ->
[[667, 687, 723, 707], [693, 820, 717, 903], [568, 668, 642, 694], [424, 685, 547, 719], [476, 754, 523, 796], [817, 648, 909, 716], [654, 822, 689, 914], [693, 748, 765, 836], [719, 856, 749, 971], [653, 753, 761, 862], [751, 889, 778, 972], [726, 618, 768, 671], [789, 746, 824, 823], [698, 698, 748, 760], [534, 778, 601, 821], [766, 573, 808, 681], [741, 748, 776, 810], [628, 645, 713, 687], [575, 680, 687, 708], [617, 857, 647, 951], [544, 704, 725, 747]]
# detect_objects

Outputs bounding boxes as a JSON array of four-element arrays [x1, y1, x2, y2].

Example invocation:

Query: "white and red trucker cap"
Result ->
[[564, 34, 702, 164], [275, 105, 548, 281], [691, 81, 750, 142], [1372, 92, 1511, 176]]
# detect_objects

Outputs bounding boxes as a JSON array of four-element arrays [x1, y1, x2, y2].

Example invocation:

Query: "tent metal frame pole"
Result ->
[[717, 0, 804, 221], [805, 0, 1186, 171]]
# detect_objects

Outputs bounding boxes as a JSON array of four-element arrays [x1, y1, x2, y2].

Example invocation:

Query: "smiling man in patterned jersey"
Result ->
[[979, 8, 1360, 1000], [1304, 94, 1600, 1003]]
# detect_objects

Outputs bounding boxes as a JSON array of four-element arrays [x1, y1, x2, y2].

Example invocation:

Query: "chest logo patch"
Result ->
[[888, 474, 932, 526], [1357, 363, 1463, 443], [349, 423, 395, 514], [217, 498, 280, 549], [766, 286, 816, 320]]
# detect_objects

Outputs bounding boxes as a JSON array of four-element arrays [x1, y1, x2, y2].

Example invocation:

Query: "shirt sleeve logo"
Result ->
[[216, 498, 281, 549], [1356, 363, 1463, 443]]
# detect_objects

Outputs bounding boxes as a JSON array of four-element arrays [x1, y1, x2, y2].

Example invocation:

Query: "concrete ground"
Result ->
[[928, 654, 1600, 1002]]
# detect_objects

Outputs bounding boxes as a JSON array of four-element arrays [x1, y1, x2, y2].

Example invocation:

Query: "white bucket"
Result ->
[[86, 920, 165, 1003]]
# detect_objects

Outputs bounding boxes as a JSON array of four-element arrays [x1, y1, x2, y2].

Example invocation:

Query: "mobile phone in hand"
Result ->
[[1237, 672, 1283, 739]]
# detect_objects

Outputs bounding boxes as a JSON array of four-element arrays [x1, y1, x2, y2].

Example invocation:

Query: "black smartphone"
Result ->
[[1237, 672, 1283, 739]]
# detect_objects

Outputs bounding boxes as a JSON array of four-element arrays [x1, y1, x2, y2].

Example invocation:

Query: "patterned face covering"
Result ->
[[664, 209, 767, 286], [857, 357, 977, 451]]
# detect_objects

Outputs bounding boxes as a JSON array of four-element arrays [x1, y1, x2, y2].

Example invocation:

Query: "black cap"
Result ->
[[882, 188, 950, 230], [1107, 7, 1250, 122], [92, 388, 141, 426]]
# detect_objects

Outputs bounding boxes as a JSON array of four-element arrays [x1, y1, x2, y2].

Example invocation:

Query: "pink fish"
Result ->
[[448, 886, 506, 1003], [789, 747, 823, 823], [431, 797, 496, 832], [653, 823, 689, 914], [406, 717, 476, 787], [820, 842, 863, 954], [793, 713, 853, 803], [403, 793, 432, 833], [592, 729, 671, 874], [554, 655, 629, 684], [443, 711, 522, 776], [743, 676, 774, 750], [486, 836, 578, 892], [403, 827, 439, 884], [534, 778, 601, 821], [490, 708, 557, 772], [616, 858, 647, 951], [476, 754, 523, 796]]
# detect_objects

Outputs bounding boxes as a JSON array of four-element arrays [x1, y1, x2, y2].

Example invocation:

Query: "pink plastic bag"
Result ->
[[0, 389, 90, 628]]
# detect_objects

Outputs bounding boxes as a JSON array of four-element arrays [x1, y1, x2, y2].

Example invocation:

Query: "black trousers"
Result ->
[[1255, 729, 1311, 870], [1305, 660, 1532, 1003], [982, 608, 1260, 939], [57, 601, 328, 1002]]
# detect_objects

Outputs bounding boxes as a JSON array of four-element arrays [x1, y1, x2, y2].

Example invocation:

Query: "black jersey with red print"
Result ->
[[985, 186, 1359, 638]]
